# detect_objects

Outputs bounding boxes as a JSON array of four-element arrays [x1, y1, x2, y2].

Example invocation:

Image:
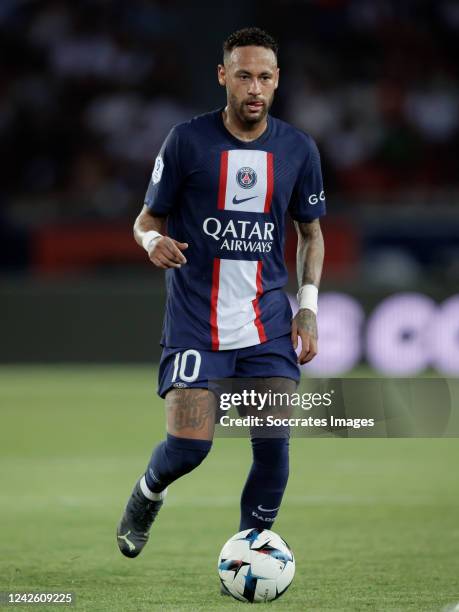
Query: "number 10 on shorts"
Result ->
[[171, 350, 202, 383]]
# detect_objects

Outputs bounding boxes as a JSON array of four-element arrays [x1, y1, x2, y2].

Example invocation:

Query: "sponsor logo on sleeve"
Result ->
[[308, 190, 325, 205], [152, 155, 164, 184]]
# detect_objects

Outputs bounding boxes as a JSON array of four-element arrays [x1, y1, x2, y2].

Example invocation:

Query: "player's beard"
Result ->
[[229, 91, 274, 126]]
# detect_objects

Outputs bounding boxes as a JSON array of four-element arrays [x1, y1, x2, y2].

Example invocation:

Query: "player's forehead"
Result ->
[[225, 45, 277, 74]]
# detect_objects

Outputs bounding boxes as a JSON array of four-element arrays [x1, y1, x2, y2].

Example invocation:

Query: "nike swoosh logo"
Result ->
[[232, 195, 257, 205], [257, 504, 280, 513]]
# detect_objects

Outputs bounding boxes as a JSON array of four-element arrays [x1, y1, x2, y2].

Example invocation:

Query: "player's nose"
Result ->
[[248, 78, 262, 95]]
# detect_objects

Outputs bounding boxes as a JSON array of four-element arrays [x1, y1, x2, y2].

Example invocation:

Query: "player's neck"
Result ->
[[222, 106, 268, 142]]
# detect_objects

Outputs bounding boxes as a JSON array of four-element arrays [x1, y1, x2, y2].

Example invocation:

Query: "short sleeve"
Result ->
[[288, 137, 326, 223], [144, 127, 183, 215]]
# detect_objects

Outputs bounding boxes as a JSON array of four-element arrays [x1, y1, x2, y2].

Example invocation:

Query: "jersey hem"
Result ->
[[160, 328, 292, 352]]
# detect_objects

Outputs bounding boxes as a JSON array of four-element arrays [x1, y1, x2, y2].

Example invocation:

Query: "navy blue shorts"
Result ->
[[157, 333, 300, 398]]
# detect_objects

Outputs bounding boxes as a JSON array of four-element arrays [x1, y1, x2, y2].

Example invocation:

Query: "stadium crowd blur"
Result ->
[[1, 0, 458, 281]]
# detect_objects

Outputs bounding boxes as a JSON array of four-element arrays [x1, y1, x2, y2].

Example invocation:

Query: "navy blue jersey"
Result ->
[[145, 108, 326, 351]]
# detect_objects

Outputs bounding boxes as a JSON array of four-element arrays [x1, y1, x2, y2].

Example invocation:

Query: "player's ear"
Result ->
[[274, 67, 280, 90], [217, 64, 226, 86]]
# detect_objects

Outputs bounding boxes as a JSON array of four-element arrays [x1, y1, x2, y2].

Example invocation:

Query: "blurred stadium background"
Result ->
[[1, 0, 458, 374], [1, 0, 458, 375], [2, 4, 459, 610]]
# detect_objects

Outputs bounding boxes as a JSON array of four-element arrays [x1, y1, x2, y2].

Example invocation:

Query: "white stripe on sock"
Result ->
[[140, 475, 167, 501]]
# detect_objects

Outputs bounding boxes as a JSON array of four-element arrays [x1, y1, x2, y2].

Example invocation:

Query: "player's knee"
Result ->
[[165, 433, 212, 476]]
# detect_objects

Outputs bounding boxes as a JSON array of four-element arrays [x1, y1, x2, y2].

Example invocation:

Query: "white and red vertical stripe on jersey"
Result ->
[[217, 149, 273, 213], [210, 258, 267, 350], [212, 150, 273, 349]]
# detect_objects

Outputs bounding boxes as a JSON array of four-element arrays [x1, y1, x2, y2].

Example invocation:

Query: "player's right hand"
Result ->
[[148, 236, 188, 269]]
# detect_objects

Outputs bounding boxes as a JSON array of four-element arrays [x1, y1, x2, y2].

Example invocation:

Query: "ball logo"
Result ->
[[152, 155, 164, 184], [236, 167, 257, 189]]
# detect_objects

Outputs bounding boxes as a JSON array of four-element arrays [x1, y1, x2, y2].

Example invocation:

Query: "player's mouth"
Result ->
[[246, 101, 264, 113]]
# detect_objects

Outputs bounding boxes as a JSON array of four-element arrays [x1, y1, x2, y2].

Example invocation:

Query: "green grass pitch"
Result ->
[[1, 366, 458, 611]]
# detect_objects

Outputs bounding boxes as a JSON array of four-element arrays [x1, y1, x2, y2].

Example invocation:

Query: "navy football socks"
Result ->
[[143, 433, 288, 531], [239, 437, 289, 531], [144, 433, 212, 494]]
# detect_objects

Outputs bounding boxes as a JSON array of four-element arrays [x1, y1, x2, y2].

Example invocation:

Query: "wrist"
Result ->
[[141, 230, 162, 253], [297, 284, 318, 315]]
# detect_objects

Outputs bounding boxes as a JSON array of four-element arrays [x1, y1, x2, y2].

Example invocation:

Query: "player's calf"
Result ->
[[145, 433, 213, 493], [240, 436, 290, 531]]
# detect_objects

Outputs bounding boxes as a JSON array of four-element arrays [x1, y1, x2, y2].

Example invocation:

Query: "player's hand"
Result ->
[[148, 236, 188, 269], [291, 308, 318, 365]]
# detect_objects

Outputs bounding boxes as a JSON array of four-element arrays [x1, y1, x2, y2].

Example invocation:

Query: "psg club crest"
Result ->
[[237, 167, 257, 189]]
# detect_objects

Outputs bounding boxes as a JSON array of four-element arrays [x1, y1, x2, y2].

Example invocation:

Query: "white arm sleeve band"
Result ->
[[297, 284, 318, 315], [142, 230, 162, 253]]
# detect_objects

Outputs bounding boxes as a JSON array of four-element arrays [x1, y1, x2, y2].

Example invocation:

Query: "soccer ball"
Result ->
[[218, 528, 295, 603]]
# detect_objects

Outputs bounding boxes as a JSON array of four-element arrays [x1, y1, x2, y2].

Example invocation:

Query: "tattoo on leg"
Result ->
[[166, 389, 216, 436]]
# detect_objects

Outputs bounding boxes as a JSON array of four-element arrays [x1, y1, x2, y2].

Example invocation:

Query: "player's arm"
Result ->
[[134, 205, 188, 269], [291, 218, 324, 364]]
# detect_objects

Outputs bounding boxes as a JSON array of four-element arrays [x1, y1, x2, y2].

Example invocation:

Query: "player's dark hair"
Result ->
[[223, 27, 278, 60]]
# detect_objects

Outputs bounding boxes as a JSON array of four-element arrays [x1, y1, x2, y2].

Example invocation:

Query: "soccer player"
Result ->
[[117, 27, 325, 559]]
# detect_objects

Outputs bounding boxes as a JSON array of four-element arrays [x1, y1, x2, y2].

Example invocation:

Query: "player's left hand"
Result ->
[[291, 308, 318, 364]]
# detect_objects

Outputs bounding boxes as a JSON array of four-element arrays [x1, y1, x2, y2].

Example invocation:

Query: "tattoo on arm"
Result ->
[[295, 218, 324, 288], [295, 309, 318, 339]]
